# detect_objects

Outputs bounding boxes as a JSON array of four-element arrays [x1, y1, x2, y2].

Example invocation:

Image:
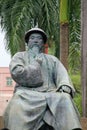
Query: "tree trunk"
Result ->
[[60, 23, 69, 70], [59, 0, 69, 70], [81, 0, 87, 117]]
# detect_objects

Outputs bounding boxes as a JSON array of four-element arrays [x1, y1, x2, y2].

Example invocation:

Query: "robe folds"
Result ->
[[3, 51, 82, 130]]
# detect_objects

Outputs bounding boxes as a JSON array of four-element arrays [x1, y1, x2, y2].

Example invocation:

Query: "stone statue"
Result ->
[[3, 28, 82, 130]]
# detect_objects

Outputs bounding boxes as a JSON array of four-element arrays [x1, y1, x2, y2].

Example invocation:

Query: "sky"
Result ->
[[0, 26, 11, 67]]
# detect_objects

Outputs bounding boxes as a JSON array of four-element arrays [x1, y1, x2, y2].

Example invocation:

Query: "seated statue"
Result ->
[[3, 28, 82, 130]]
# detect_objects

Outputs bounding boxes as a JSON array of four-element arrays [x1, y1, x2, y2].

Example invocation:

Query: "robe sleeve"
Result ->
[[54, 58, 75, 97], [9, 52, 43, 87]]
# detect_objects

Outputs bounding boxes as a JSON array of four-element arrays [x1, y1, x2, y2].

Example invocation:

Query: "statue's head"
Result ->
[[25, 27, 47, 44]]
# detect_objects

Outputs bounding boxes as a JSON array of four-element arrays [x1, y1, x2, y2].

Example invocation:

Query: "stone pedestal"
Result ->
[[81, 117, 87, 130]]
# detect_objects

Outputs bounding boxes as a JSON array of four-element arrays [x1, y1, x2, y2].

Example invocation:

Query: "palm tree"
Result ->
[[59, 0, 69, 70], [0, 0, 59, 56], [59, 0, 81, 70], [0, 0, 81, 71], [69, 0, 81, 72]]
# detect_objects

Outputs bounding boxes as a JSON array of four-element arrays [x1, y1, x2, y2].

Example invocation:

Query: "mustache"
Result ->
[[28, 43, 44, 49]]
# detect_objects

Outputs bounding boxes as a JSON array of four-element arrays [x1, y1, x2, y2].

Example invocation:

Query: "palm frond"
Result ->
[[69, 0, 81, 71], [0, 0, 60, 56]]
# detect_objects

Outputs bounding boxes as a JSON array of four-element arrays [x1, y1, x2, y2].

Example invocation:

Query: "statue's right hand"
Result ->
[[35, 56, 42, 65]]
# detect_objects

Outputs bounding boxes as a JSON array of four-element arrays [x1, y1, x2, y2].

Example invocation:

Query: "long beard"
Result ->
[[28, 43, 44, 64], [28, 43, 44, 54]]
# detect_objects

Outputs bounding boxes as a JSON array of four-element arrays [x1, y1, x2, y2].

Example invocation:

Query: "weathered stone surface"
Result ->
[[0, 117, 87, 130], [81, 117, 87, 130]]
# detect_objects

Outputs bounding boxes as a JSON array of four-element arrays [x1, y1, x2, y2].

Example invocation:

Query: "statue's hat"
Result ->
[[25, 27, 47, 44]]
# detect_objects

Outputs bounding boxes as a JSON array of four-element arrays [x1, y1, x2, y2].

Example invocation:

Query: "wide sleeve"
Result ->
[[9, 52, 43, 87], [54, 58, 75, 97]]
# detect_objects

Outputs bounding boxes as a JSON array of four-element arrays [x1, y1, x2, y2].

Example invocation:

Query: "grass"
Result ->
[[69, 72, 82, 115]]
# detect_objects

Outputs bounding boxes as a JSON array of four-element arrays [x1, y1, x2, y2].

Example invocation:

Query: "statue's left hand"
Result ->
[[59, 86, 71, 94]]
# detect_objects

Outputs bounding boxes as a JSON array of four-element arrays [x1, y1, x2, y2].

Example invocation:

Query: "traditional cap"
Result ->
[[25, 27, 47, 44]]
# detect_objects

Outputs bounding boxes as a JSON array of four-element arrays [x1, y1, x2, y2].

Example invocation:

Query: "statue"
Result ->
[[3, 28, 82, 130]]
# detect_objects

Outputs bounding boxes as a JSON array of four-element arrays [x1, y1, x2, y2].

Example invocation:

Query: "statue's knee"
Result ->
[[61, 92, 71, 101]]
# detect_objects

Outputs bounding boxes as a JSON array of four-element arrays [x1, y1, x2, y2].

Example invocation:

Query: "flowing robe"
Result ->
[[3, 51, 82, 130]]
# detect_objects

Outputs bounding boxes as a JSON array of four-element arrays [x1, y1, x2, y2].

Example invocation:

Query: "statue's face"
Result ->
[[28, 33, 44, 49]]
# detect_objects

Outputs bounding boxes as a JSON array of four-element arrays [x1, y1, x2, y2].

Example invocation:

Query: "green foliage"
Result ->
[[74, 93, 82, 116], [69, 0, 81, 71], [0, 0, 81, 72], [48, 43, 55, 55], [60, 0, 69, 23], [0, 1, 81, 81], [0, 0, 60, 56], [70, 72, 82, 115], [70, 73, 81, 92]]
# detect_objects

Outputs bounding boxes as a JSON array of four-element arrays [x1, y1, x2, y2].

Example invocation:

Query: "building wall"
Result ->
[[0, 67, 15, 95], [0, 67, 15, 116]]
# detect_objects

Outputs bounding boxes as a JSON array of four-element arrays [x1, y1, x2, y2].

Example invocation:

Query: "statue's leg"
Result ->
[[45, 92, 82, 130]]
